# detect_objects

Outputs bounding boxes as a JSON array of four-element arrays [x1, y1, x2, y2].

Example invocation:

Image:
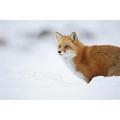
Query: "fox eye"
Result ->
[[58, 45, 61, 48], [65, 45, 70, 49]]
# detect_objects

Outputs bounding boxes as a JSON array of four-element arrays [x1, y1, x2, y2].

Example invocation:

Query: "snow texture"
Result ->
[[0, 21, 120, 99]]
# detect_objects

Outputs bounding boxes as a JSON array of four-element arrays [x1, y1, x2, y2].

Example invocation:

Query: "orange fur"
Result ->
[[56, 32, 120, 83]]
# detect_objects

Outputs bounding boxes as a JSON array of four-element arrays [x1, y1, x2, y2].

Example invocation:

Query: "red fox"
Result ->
[[56, 32, 120, 83]]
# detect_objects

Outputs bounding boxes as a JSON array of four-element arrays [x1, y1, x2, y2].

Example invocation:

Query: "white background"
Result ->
[[0, 0, 120, 120]]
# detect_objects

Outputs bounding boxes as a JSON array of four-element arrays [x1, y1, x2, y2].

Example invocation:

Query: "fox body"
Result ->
[[56, 32, 120, 83]]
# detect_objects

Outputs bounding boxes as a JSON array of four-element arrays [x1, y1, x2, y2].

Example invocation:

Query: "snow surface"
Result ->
[[0, 21, 120, 99]]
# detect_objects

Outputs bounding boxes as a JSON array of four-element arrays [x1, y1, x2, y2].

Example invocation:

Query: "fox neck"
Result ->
[[62, 41, 86, 81], [67, 40, 85, 58]]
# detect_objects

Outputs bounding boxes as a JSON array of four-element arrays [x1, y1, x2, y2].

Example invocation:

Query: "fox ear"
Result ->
[[55, 32, 63, 40], [70, 32, 78, 41]]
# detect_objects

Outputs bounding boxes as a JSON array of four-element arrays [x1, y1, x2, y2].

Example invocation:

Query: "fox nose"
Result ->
[[58, 51, 61, 54]]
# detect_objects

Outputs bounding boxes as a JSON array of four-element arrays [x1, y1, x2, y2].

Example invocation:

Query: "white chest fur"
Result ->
[[61, 50, 86, 80]]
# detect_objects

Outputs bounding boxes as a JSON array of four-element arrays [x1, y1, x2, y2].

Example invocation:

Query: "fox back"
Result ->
[[56, 32, 120, 83]]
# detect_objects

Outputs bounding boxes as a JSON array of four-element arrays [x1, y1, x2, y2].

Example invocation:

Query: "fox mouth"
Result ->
[[58, 51, 61, 54], [58, 51, 64, 55], [58, 50, 76, 59], [58, 50, 65, 55]]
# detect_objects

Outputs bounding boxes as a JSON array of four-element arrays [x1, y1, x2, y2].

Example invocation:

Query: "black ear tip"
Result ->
[[72, 32, 76, 34], [55, 32, 63, 39], [55, 32, 59, 35], [71, 32, 77, 37], [71, 32, 78, 40]]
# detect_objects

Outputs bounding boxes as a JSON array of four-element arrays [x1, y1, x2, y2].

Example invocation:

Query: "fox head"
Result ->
[[55, 32, 80, 57]]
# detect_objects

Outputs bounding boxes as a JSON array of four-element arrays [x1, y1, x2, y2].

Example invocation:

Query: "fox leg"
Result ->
[[77, 66, 96, 83], [107, 64, 120, 76]]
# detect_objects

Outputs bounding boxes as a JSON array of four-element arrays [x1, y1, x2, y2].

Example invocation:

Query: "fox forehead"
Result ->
[[58, 36, 72, 44]]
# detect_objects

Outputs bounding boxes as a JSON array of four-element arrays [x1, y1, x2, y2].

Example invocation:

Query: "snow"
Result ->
[[0, 21, 120, 99]]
